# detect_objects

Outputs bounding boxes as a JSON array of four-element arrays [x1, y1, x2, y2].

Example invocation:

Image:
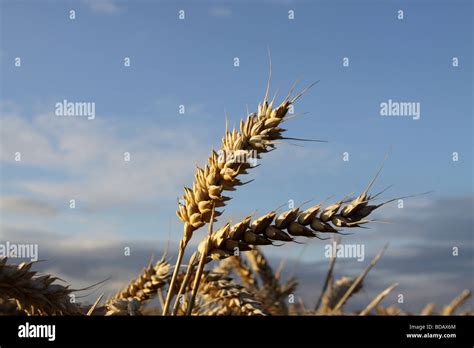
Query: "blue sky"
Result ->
[[0, 0, 472, 309]]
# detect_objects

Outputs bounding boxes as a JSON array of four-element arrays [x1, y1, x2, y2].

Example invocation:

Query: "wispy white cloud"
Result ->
[[1, 110, 209, 211], [0, 196, 58, 216]]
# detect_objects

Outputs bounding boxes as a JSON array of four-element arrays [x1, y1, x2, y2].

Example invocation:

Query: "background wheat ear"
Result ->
[[0, 257, 81, 315], [103, 254, 171, 315], [110, 254, 170, 303], [193, 270, 267, 316]]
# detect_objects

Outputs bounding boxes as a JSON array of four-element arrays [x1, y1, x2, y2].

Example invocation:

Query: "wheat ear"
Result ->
[[193, 271, 267, 316], [224, 255, 258, 289], [0, 257, 80, 315], [163, 77, 317, 315], [195, 190, 388, 265], [111, 255, 170, 302], [247, 248, 290, 314], [165, 56, 318, 313], [105, 255, 170, 315]]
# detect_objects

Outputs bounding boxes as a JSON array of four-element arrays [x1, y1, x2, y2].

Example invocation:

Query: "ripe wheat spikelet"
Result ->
[[196, 190, 387, 264], [176, 80, 315, 243], [0, 257, 80, 315], [221, 255, 258, 289], [104, 256, 171, 315], [359, 283, 399, 316], [185, 184, 391, 315], [105, 298, 142, 316], [171, 267, 266, 316], [247, 248, 279, 291], [195, 271, 267, 316], [111, 256, 170, 302], [246, 248, 289, 314]]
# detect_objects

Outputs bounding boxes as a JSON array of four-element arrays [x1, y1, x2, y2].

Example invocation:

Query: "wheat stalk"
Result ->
[[441, 289, 471, 315], [0, 257, 81, 315], [420, 303, 435, 315], [186, 206, 216, 315], [171, 252, 197, 316], [359, 283, 399, 316], [315, 237, 339, 311], [320, 276, 362, 313], [332, 245, 387, 313]]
